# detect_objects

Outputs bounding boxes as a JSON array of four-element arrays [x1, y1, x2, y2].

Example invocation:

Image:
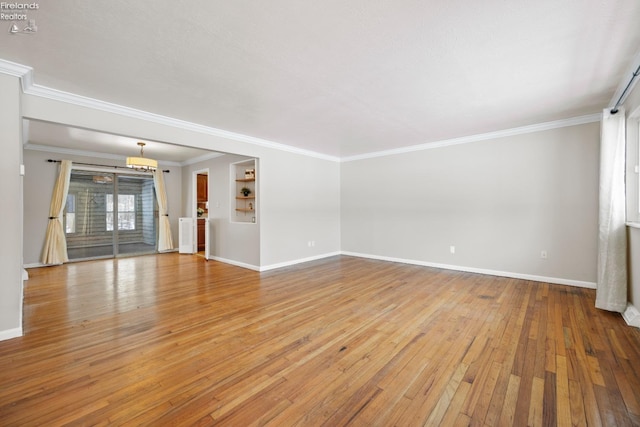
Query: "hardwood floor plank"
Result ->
[[527, 376, 545, 427], [423, 362, 470, 426], [586, 355, 606, 386], [555, 355, 572, 427], [571, 349, 603, 426], [497, 374, 520, 426], [596, 349, 635, 427], [612, 359, 640, 416], [489, 351, 520, 407], [554, 302, 567, 357], [439, 379, 472, 427], [467, 361, 502, 424], [0, 254, 639, 426], [544, 291, 558, 374], [543, 370, 557, 427], [512, 337, 537, 426], [568, 379, 587, 427]]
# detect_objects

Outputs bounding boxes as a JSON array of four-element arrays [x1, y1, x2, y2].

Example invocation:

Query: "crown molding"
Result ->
[[25, 84, 341, 163], [25, 83, 341, 162], [0, 58, 340, 162], [0, 58, 33, 90], [0, 58, 603, 164], [340, 113, 602, 162]]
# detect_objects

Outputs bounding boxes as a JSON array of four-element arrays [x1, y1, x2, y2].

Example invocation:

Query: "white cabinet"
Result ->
[[178, 217, 195, 253]]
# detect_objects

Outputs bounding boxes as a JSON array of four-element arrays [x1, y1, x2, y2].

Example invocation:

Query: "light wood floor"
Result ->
[[2, 254, 640, 426]]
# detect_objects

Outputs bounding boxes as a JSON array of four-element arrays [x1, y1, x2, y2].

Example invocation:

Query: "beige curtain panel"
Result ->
[[153, 170, 174, 252], [41, 160, 72, 265]]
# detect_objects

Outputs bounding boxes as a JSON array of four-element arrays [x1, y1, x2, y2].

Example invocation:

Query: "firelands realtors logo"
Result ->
[[1, 2, 39, 35]]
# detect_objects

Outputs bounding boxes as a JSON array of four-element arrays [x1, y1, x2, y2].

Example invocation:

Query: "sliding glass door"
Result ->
[[64, 170, 157, 260], [113, 174, 157, 255]]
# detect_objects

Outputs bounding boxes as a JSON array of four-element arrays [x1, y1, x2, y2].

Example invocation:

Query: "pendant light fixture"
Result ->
[[126, 142, 157, 171]]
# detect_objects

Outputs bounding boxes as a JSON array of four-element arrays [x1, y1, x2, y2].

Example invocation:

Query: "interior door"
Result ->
[[204, 218, 210, 259]]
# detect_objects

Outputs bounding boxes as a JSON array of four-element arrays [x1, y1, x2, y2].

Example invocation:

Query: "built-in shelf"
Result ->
[[232, 160, 257, 223]]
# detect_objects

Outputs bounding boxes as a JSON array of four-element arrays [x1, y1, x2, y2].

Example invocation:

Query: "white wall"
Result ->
[[22, 149, 182, 265], [0, 74, 24, 339], [341, 122, 600, 285], [180, 149, 343, 269], [182, 154, 261, 268], [20, 90, 342, 271], [259, 150, 341, 268]]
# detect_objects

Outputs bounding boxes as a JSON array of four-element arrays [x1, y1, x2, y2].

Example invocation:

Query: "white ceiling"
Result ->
[[3, 1, 640, 159], [25, 120, 215, 164]]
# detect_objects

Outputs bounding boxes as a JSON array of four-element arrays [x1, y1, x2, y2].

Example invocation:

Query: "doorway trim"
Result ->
[[192, 168, 210, 255]]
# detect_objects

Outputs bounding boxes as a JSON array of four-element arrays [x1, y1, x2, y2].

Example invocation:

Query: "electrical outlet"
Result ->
[[450, 246, 455, 254], [540, 250, 547, 259]]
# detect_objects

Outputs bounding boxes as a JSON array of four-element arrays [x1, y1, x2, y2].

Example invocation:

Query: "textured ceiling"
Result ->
[[3, 1, 640, 158]]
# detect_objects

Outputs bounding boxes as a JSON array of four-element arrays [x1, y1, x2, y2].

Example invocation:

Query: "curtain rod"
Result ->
[[46, 159, 170, 173], [610, 64, 640, 114]]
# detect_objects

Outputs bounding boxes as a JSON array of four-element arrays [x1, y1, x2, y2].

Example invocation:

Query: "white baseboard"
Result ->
[[23, 262, 47, 269], [0, 327, 22, 342], [341, 251, 597, 289], [208, 252, 341, 272], [26, 251, 597, 290], [259, 252, 341, 272], [206, 256, 261, 271], [623, 303, 640, 328]]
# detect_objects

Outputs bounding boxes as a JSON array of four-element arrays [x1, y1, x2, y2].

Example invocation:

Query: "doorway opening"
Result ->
[[195, 170, 209, 256]]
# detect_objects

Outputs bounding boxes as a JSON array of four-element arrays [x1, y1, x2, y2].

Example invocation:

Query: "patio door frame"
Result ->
[[66, 166, 157, 260]]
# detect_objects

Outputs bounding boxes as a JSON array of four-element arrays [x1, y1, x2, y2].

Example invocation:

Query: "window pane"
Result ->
[[119, 195, 135, 212], [118, 212, 136, 230], [106, 194, 114, 212], [66, 194, 75, 213], [106, 212, 114, 231], [65, 194, 76, 234], [106, 194, 135, 231], [66, 213, 75, 234]]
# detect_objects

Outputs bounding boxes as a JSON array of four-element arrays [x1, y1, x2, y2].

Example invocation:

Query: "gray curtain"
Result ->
[[596, 108, 627, 312]]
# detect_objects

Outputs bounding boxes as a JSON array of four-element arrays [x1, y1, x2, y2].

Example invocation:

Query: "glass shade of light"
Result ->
[[126, 156, 158, 171]]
